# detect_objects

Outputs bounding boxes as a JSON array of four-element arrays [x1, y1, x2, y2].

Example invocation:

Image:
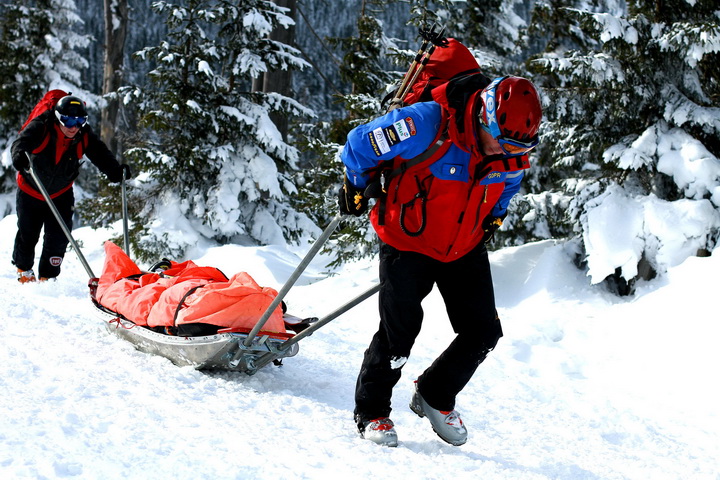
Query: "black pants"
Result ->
[[12, 189, 74, 279], [354, 241, 503, 424]]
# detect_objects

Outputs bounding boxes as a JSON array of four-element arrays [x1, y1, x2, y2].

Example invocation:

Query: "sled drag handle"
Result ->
[[243, 214, 344, 347], [282, 283, 380, 349], [252, 282, 381, 372], [24, 153, 96, 279]]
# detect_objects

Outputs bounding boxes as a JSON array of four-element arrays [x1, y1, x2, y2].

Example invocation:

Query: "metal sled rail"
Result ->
[[95, 281, 379, 374], [97, 308, 300, 372]]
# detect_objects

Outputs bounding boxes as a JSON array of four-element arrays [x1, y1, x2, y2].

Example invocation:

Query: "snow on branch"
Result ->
[[532, 52, 625, 85], [654, 23, 720, 67], [662, 84, 720, 135], [587, 11, 639, 44]]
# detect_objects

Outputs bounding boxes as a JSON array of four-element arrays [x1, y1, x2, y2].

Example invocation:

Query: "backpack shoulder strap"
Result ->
[[31, 133, 51, 155], [74, 130, 89, 158], [397, 128, 449, 171]]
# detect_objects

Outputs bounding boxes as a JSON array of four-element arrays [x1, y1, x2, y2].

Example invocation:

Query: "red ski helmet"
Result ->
[[477, 76, 542, 155]]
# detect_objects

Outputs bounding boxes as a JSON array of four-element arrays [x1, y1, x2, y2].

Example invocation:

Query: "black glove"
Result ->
[[482, 214, 506, 243], [109, 164, 132, 183], [338, 177, 368, 216], [13, 152, 30, 171]]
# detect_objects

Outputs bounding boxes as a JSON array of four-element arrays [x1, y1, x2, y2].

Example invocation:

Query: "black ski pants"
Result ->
[[12, 189, 74, 279], [354, 241, 503, 424]]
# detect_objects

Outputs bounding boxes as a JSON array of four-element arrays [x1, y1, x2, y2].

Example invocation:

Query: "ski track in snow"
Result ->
[[0, 216, 718, 480]]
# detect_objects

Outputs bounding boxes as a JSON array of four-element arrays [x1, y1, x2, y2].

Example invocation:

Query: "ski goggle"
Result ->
[[479, 77, 539, 156], [55, 110, 87, 128]]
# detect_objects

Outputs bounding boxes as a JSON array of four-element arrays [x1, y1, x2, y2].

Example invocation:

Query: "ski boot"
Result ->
[[357, 416, 398, 447], [410, 382, 467, 446], [17, 269, 36, 284]]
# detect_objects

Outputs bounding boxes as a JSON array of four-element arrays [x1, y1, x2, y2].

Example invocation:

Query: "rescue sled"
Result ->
[[89, 274, 378, 375], [26, 156, 379, 375], [86, 232, 379, 375], [92, 302, 301, 372]]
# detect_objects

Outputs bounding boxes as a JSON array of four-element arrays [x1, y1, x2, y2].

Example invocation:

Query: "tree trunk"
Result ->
[[101, 0, 128, 157], [263, 0, 296, 141]]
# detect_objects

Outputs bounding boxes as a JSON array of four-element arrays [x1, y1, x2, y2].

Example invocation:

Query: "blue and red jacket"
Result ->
[[341, 74, 530, 262]]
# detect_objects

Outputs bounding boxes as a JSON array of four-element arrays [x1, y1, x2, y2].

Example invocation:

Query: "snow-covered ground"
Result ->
[[1, 214, 718, 480]]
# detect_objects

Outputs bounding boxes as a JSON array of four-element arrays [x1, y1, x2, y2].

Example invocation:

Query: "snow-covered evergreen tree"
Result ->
[[439, 0, 528, 72], [522, 0, 720, 293], [110, 0, 318, 262], [0, 0, 91, 211]]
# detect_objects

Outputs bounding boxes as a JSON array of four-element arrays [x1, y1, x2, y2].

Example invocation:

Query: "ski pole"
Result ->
[[388, 24, 448, 111], [401, 25, 448, 100], [391, 24, 444, 104], [388, 30, 434, 110], [120, 166, 130, 255], [243, 213, 344, 347], [24, 152, 96, 279]]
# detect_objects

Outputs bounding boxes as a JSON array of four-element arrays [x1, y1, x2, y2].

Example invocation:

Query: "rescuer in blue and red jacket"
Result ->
[[339, 74, 542, 447]]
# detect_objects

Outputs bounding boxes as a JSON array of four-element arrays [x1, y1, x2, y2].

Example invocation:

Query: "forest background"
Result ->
[[0, 0, 718, 295]]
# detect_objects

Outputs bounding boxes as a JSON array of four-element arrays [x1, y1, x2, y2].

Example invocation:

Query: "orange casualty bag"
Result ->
[[95, 241, 285, 333]]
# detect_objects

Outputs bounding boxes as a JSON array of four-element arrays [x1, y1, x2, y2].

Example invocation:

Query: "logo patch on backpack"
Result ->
[[50, 256, 63, 267]]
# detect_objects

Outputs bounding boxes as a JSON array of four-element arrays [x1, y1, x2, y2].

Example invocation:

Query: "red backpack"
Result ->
[[20, 89, 68, 132], [401, 38, 482, 106], [368, 38, 528, 260], [367, 38, 488, 200]]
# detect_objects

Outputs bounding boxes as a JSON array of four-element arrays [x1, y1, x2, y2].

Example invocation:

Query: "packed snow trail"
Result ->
[[1, 216, 718, 480]]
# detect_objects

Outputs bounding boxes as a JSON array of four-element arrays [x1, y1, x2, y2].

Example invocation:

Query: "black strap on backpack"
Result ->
[[172, 284, 206, 325]]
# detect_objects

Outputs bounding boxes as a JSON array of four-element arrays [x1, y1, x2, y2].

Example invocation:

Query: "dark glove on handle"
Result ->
[[338, 177, 368, 216], [13, 152, 30, 171], [121, 164, 132, 180], [482, 214, 506, 243], [109, 164, 132, 183]]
